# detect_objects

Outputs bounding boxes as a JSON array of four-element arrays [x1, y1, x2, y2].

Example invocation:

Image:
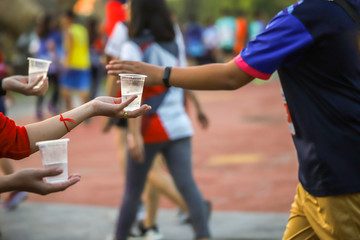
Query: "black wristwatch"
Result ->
[[162, 66, 172, 88], [0, 78, 6, 96]]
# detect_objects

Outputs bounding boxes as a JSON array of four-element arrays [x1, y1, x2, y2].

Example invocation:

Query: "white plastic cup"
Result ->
[[36, 139, 69, 183], [119, 74, 147, 111], [27, 57, 52, 89]]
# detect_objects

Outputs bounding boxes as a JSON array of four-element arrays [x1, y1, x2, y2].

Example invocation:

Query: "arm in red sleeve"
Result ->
[[0, 113, 30, 160]]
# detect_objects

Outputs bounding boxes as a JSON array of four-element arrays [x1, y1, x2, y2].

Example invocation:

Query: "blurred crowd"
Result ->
[[182, 9, 267, 65], [0, 1, 269, 122], [1, 13, 107, 121]]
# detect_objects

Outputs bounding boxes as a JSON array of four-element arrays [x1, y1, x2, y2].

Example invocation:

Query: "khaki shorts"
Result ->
[[283, 184, 360, 240]]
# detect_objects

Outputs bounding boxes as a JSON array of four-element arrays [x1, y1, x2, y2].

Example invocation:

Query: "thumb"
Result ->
[[28, 75, 45, 89], [38, 167, 63, 178], [120, 95, 137, 107]]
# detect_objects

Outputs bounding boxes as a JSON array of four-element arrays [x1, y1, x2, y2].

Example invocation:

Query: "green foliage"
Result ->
[[167, 0, 297, 24]]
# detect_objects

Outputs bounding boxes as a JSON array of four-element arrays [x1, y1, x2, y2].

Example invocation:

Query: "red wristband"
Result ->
[[59, 114, 76, 132]]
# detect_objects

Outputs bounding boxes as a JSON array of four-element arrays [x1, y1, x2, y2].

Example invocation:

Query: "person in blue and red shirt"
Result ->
[[107, 0, 360, 238]]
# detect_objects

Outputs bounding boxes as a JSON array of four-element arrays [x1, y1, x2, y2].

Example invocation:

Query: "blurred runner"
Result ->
[[30, 14, 63, 119], [60, 10, 91, 111]]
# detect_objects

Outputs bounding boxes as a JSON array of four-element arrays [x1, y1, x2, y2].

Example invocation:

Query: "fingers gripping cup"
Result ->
[[27, 57, 52, 89], [36, 139, 69, 183], [119, 74, 147, 111]]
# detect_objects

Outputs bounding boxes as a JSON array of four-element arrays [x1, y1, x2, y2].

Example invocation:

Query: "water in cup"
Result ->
[[29, 71, 47, 89], [36, 138, 69, 184], [122, 92, 142, 111], [44, 162, 68, 184], [119, 74, 146, 111], [27, 57, 51, 89]]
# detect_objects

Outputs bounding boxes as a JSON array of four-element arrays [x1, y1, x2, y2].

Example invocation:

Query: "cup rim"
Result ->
[[118, 73, 147, 79], [27, 57, 52, 64], [36, 138, 70, 146]]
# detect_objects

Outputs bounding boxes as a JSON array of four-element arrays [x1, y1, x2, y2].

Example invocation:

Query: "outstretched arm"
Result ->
[[25, 96, 151, 154], [106, 60, 254, 90]]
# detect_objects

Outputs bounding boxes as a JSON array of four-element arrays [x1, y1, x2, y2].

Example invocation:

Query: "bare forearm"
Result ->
[[0, 175, 13, 192], [128, 117, 142, 136], [106, 56, 120, 97], [25, 102, 94, 153], [106, 75, 119, 97], [184, 90, 202, 112], [0, 173, 27, 193], [167, 61, 254, 90]]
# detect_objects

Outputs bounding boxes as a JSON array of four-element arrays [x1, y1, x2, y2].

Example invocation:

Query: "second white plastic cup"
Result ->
[[36, 138, 69, 183], [27, 57, 52, 89], [119, 74, 147, 111]]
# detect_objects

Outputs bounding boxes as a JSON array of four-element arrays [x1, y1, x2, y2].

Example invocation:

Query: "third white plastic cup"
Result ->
[[27, 57, 52, 89], [119, 74, 147, 111], [36, 138, 69, 183]]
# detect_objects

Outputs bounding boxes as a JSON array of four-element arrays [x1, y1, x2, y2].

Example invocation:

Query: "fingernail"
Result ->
[[70, 178, 80, 183], [55, 167, 63, 173]]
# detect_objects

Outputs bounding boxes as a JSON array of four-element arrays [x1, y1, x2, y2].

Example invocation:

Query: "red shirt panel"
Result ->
[[0, 113, 30, 160]]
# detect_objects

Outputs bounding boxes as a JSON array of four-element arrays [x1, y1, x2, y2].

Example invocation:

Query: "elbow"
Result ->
[[222, 77, 244, 90], [220, 61, 253, 90]]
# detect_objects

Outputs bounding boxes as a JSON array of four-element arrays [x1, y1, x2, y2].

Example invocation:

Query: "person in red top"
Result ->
[[0, 75, 150, 195], [0, 49, 30, 210], [105, 0, 127, 36]]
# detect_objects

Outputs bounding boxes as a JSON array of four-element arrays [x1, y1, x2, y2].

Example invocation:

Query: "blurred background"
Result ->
[[0, 0, 294, 68]]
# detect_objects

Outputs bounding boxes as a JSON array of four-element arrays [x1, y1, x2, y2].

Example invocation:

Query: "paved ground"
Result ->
[[1, 78, 298, 239], [0, 202, 289, 240]]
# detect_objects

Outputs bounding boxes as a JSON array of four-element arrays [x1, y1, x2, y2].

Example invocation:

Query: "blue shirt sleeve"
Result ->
[[237, 9, 314, 78]]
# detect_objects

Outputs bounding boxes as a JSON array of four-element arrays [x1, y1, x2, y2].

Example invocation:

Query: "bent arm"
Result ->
[[25, 96, 150, 154]]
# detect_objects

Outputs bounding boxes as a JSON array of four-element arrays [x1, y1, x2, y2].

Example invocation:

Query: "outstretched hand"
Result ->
[[10, 168, 80, 195], [2, 75, 48, 96], [106, 60, 162, 87], [90, 95, 151, 118]]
